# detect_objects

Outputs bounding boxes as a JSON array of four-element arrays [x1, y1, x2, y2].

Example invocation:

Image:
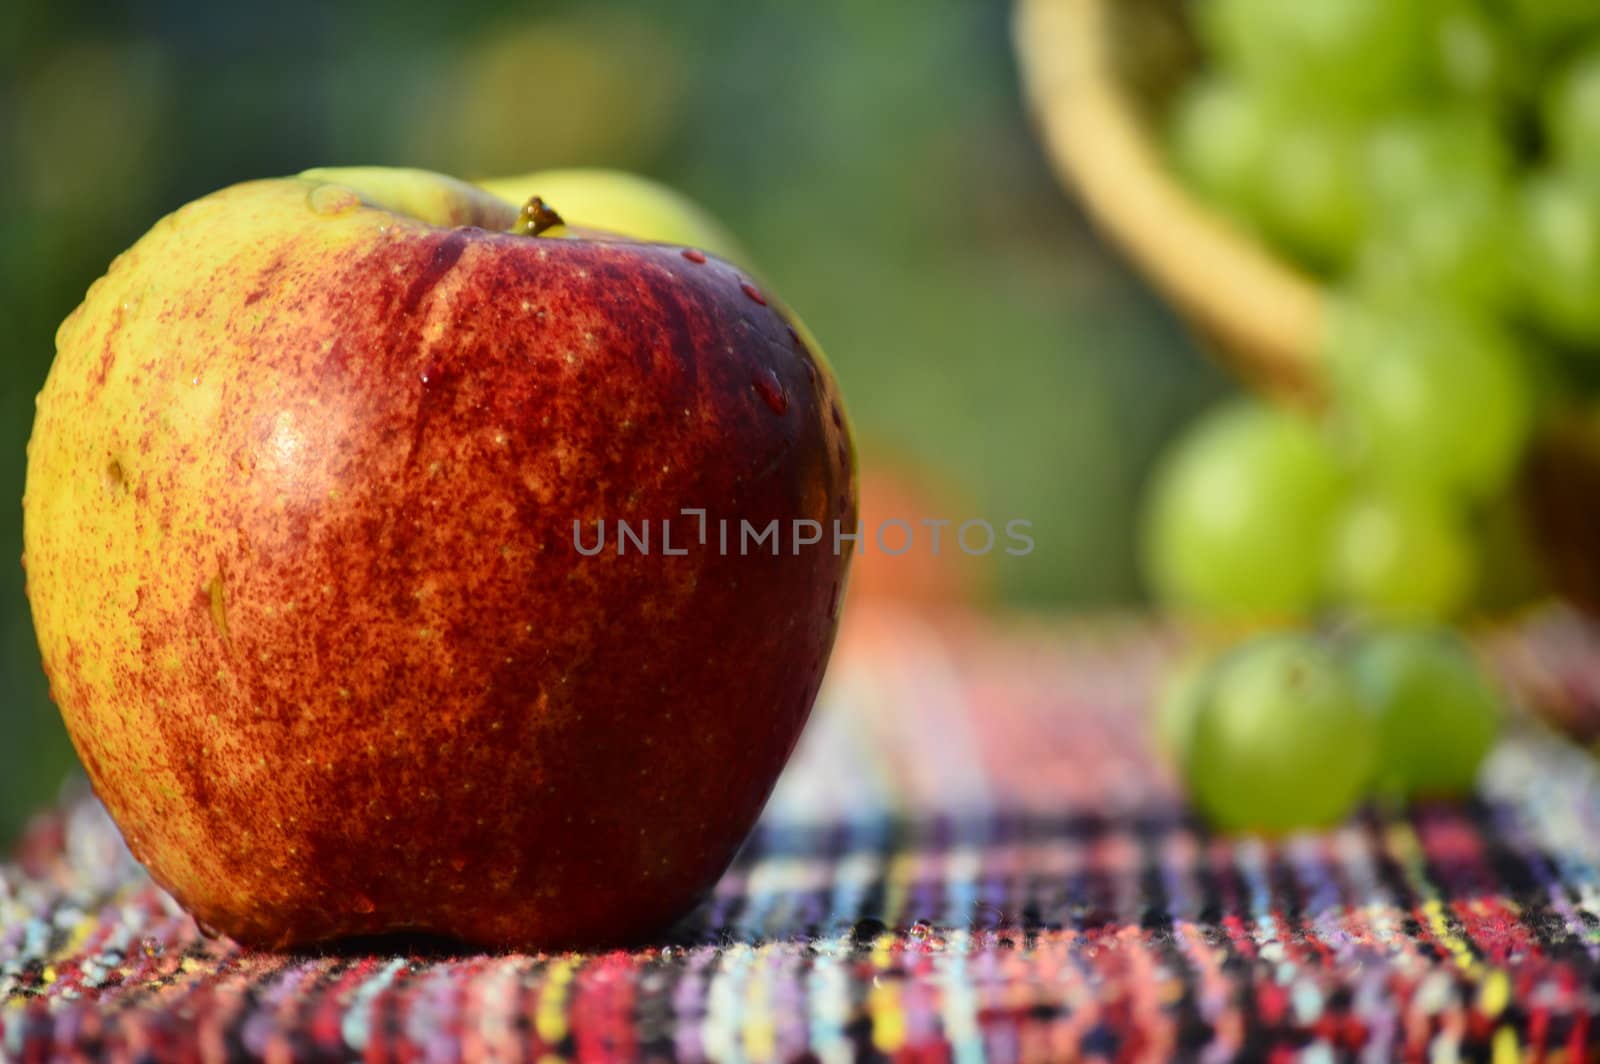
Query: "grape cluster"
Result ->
[[1151, 0, 1600, 623], [1159, 628, 1503, 834], [1141, 0, 1593, 830]]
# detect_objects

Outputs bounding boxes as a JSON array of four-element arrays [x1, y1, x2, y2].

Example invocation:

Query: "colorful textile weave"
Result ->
[[7, 606, 1600, 1061]]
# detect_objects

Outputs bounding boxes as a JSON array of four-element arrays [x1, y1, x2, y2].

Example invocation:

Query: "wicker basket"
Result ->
[[1013, 0, 1327, 405]]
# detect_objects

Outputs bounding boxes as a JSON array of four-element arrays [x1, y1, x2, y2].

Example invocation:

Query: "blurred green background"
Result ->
[[0, 0, 1223, 843]]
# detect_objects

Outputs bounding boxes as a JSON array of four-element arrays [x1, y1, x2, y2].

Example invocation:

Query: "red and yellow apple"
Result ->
[[22, 166, 856, 950]]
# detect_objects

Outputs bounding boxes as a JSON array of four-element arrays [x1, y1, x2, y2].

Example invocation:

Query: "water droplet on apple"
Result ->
[[194, 918, 226, 942], [352, 894, 376, 915], [681, 249, 707, 264], [739, 281, 768, 306], [752, 371, 788, 415], [307, 184, 361, 217]]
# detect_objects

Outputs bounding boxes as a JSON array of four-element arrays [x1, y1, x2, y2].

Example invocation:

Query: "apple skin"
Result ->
[[22, 168, 856, 951], [476, 168, 748, 267]]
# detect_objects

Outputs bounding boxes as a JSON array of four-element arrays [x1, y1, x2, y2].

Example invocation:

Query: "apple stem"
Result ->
[[510, 197, 565, 237]]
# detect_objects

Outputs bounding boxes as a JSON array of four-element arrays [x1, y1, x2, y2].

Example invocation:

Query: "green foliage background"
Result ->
[[0, 0, 1223, 842]]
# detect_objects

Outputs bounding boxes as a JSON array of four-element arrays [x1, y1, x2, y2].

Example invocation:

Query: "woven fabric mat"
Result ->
[[7, 607, 1600, 1062]]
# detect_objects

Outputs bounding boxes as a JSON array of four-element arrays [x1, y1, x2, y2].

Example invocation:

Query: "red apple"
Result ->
[[22, 167, 856, 950]]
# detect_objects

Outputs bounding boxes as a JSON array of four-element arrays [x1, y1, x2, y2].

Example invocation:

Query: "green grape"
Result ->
[[1256, 113, 1368, 271], [1350, 628, 1502, 798], [1354, 183, 1514, 309], [1168, 74, 1270, 221], [1143, 401, 1344, 618], [1325, 302, 1532, 500], [1327, 491, 1478, 621], [1355, 113, 1513, 306], [1186, 633, 1376, 834], [1432, 1, 1523, 101], [1544, 44, 1600, 172], [1519, 170, 1600, 345], [1199, 0, 1433, 112], [1362, 111, 1509, 216]]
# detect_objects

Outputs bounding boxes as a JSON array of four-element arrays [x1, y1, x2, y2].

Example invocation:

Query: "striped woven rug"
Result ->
[[6, 606, 1600, 1061]]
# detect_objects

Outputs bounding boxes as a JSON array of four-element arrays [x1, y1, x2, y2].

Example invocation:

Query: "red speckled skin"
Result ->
[[23, 175, 856, 950]]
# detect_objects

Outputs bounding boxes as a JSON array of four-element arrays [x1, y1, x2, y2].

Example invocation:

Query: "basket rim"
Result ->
[[1013, 0, 1328, 407]]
